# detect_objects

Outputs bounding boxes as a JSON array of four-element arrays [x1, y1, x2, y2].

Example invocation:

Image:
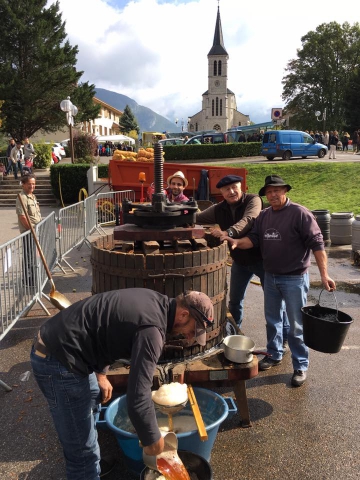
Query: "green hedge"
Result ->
[[50, 164, 108, 204], [163, 142, 261, 161]]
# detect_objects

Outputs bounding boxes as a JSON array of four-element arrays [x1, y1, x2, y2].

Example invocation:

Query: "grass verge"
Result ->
[[219, 162, 360, 215]]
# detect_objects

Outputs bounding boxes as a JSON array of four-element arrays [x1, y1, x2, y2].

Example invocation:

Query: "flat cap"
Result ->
[[216, 175, 243, 189]]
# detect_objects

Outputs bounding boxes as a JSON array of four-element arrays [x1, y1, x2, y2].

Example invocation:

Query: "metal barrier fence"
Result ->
[[57, 202, 86, 269], [36, 212, 58, 292], [0, 156, 9, 171], [96, 190, 135, 227]]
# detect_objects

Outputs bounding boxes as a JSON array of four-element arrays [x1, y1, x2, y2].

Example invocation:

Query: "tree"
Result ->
[[0, 0, 100, 140], [282, 22, 360, 132], [119, 105, 140, 135], [343, 68, 360, 132]]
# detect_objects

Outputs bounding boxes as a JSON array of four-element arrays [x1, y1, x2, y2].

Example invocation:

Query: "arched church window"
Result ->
[[220, 99, 223, 116], [212, 100, 214, 116], [218, 61, 222, 76], [216, 97, 219, 116], [213, 61, 217, 76]]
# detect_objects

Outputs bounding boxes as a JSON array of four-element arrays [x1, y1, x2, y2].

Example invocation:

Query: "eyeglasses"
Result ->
[[189, 305, 213, 327]]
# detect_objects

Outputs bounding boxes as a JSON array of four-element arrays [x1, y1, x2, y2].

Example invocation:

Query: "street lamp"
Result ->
[[175, 118, 185, 132], [60, 96, 78, 163], [187, 117, 191, 132], [315, 108, 326, 133]]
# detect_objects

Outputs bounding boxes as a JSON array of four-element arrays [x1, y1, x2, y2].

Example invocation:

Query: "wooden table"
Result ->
[[108, 349, 258, 428]]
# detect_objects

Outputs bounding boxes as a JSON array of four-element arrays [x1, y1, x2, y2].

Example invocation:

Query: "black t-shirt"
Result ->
[[40, 288, 176, 446]]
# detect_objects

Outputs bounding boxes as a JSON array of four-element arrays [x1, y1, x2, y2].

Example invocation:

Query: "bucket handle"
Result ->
[[317, 289, 339, 320]]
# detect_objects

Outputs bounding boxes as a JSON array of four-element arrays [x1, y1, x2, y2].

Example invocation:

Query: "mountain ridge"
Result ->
[[94, 87, 180, 134]]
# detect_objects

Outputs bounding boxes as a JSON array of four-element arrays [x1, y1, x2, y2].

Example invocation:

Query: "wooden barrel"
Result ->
[[91, 234, 228, 361]]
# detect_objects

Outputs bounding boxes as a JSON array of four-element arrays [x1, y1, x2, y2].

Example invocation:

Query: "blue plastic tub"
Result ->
[[105, 387, 237, 476]]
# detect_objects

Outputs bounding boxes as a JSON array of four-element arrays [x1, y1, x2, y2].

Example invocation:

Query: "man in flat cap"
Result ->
[[195, 174, 289, 339], [227, 175, 336, 387], [31, 288, 213, 478], [166, 170, 189, 202]]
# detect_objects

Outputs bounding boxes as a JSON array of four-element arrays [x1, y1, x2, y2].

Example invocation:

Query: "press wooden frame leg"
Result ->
[[232, 380, 252, 428]]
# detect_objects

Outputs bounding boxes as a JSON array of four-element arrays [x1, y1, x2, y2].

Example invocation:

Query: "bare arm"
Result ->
[[227, 236, 254, 250], [18, 215, 31, 230], [313, 250, 336, 291]]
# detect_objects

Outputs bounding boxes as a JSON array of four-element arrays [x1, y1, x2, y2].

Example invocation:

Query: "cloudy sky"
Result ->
[[53, 0, 356, 126]]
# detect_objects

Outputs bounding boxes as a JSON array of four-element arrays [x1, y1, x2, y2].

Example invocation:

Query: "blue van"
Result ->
[[261, 130, 328, 160]]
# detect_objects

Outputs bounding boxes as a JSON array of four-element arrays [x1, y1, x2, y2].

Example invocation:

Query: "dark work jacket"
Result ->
[[213, 195, 263, 266], [40, 289, 176, 447]]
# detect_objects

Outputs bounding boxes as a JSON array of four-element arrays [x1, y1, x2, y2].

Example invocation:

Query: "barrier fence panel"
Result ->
[[35, 212, 58, 291], [84, 195, 97, 238], [0, 232, 39, 342], [58, 202, 85, 265], [0, 156, 9, 171], [96, 190, 135, 227]]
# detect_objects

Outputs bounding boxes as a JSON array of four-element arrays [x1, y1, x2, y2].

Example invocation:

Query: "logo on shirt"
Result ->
[[264, 228, 281, 240]]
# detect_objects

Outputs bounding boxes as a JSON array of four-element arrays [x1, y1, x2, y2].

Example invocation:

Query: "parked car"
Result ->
[[53, 142, 66, 157], [261, 130, 328, 160], [45, 142, 66, 162], [185, 132, 228, 144], [158, 138, 185, 146]]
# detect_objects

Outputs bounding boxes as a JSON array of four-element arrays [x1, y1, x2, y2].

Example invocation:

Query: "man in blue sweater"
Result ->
[[227, 175, 335, 387]]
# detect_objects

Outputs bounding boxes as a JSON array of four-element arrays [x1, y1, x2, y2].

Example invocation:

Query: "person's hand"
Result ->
[[210, 228, 228, 241], [143, 436, 164, 456], [209, 227, 223, 237], [321, 276, 336, 292], [95, 373, 113, 404]]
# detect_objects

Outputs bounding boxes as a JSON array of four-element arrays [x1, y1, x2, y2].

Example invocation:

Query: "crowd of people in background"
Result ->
[[4, 137, 36, 179], [97, 141, 134, 156], [305, 129, 360, 155]]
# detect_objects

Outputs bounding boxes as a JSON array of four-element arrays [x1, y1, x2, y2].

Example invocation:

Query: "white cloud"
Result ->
[[53, 0, 357, 124]]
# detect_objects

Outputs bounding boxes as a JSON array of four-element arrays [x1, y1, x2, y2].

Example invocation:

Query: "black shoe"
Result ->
[[258, 357, 282, 371], [225, 321, 237, 336], [100, 456, 116, 477], [283, 340, 289, 355], [291, 370, 307, 387]]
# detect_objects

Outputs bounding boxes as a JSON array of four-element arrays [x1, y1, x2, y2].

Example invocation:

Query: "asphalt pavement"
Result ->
[[0, 164, 360, 480]]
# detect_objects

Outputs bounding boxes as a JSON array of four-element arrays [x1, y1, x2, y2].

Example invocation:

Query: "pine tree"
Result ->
[[0, 0, 99, 140], [119, 105, 140, 135]]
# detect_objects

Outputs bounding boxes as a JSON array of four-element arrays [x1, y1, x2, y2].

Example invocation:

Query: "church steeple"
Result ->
[[208, 5, 228, 56]]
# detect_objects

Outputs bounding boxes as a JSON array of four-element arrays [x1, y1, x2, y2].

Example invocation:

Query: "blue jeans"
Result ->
[[5, 161, 18, 178], [229, 260, 290, 340], [31, 348, 102, 480], [264, 272, 309, 370]]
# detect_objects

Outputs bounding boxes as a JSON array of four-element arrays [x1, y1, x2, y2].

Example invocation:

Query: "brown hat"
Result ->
[[184, 291, 214, 346], [167, 171, 188, 188], [258, 175, 292, 196]]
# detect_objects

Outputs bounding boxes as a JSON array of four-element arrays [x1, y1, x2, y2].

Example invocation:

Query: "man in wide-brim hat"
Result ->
[[166, 170, 189, 202], [195, 174, 291, 341], [227, 174, 336, 387]]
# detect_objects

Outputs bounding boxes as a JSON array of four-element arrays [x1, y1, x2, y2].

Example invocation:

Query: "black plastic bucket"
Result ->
[[140, 450, 213, 480], [302, 292, 353, 353]]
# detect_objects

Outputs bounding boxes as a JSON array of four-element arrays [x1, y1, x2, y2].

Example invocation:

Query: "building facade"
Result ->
[[80, 97, 122, 137], [31, 97, 123, 143], [188, 6, 250, 133]]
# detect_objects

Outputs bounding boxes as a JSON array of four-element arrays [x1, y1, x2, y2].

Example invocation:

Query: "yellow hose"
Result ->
[[79, 188, 88, 202], [58, 173, 65, 208]]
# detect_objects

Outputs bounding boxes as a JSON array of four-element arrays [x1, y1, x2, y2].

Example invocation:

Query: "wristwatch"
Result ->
[[226, 228, 234, 238]]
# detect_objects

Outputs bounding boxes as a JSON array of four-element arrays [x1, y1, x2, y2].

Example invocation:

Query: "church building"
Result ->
[[188, 5, 250, 133]]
